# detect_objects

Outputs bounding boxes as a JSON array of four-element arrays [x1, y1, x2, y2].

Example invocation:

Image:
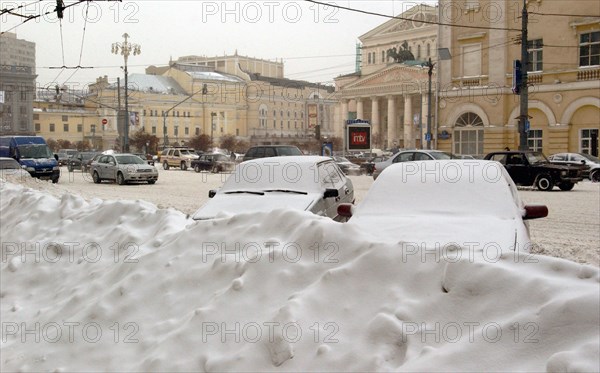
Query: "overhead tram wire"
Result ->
[[61, 1, 93, 87], [0, 0, 122, 35], [303, 0, 521, 32]]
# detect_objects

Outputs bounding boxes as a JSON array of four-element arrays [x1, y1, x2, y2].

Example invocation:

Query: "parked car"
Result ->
[[242, 145, 303, 161], [133, 153, 155, 166], [360, 156, 387, 176], [90, 153, 158, 185], [67, 151, 101, 172], [372, 149, 454, 180], [160, 147, 199, 170], [191, 153, 236, 173], [0, 157, 31, 179], [484, 150, 584, 191], [549, 152, 599, 182], [338, 160, 548, 252], [333, 156, 362, 175], [56, 149, 77, 166], [192, 156, 354, 221]]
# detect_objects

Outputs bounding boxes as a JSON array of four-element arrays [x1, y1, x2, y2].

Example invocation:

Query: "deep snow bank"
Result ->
[[1, 181, 599, 372]]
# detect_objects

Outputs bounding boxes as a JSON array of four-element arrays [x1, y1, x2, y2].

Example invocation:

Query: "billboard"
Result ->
[[346, 120, 371, 151], [307, 104, 318, 128]]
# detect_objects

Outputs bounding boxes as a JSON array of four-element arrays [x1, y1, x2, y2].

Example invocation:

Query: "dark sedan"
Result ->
[[67, 151, 101, 172], [191, 153, 235, 173]]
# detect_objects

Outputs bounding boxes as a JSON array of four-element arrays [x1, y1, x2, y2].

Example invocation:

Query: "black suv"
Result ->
[[243, 145, 303, 161], [484, 151, 585, 191]]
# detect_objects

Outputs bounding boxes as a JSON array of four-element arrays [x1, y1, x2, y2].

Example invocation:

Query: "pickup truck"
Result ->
[[484, 150, 584, 191]]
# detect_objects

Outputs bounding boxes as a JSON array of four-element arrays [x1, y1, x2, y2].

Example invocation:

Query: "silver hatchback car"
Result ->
[[372, 150, 454, 180], [91, 153, 159, 185]]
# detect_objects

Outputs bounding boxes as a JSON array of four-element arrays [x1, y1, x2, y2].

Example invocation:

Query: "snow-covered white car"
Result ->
[[192, 156, 354, 221], [338, 160, 548, 253]]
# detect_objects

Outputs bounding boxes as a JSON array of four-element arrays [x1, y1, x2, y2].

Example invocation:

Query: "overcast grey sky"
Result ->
[[1, 0, 437, 90]]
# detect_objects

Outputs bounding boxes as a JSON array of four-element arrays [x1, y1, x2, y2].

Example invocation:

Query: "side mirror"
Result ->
[[208, 190, 217, 198], [581, 159, 586, 164], [324, 188, 339, 198], [523, 205, 548, 220], [54, 154, 59, 161]]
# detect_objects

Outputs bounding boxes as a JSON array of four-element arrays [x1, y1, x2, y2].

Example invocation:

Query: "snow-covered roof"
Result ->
[[187, 71, 245, 83], [110, 73, 187, 94]]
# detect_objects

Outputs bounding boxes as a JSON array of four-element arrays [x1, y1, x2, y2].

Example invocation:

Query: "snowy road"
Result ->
[[7, 165, 600, 266]]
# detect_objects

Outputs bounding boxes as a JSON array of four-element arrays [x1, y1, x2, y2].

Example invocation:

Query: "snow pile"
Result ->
[[1, 181, 599, 372]]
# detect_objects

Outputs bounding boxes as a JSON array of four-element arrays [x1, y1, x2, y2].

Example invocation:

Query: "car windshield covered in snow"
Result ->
[[115, 155, 146, 165]]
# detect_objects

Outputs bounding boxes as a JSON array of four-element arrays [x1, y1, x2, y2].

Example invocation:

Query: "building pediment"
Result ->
[[345, 65, 429, 90], [359, 5, 438, 41]]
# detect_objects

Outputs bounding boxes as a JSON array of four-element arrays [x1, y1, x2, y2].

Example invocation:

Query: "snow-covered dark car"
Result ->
[[90, 153, 158, 185], [338, 160, 548, 252]]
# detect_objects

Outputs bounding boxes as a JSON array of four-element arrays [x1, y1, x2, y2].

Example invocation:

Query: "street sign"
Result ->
[[425, 132, 432, 141], [101, 118, 108, 125]]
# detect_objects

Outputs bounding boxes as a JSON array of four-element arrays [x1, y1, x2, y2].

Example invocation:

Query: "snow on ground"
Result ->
[[1, 168, 599, 372]]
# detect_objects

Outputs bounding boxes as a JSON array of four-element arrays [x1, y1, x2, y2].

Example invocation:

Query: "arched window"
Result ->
[[417, 45, 421, 59], [427, 43, 431, 57], [453, 112, 484, 156]]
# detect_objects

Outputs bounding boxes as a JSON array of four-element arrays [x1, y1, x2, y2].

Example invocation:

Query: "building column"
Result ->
[[404, 95, 413, 149], [356, 98, 365, 121], [387, 95, 397, 148], [341, 99, 349, 122], [420, 94, 428, 148], [371, 97, 380, 144]]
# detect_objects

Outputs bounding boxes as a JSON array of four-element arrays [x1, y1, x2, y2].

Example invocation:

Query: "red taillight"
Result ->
[[523, 205, 548, 220], [337, 203, 353, 218]]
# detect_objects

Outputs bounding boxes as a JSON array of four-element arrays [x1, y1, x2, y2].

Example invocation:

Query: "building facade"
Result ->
[[0, 32, 36, 135], [335, 4, 438, 150], [437, 0, 600, 156]]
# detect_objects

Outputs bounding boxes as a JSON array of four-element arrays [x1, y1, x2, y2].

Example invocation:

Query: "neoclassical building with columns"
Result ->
[[335, 4, 438, 149]]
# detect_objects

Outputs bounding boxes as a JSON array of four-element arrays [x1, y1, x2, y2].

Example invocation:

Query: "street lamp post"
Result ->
[[111, 33, 141, 153], [423, 57, 435, 150]]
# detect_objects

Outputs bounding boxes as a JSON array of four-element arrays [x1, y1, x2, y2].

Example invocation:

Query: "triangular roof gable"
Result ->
[[344, 64, 429, 89], [359, 4, 437, 41]]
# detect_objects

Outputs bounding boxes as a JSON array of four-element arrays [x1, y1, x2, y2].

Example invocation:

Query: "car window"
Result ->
[[551, 154, 566, 161], [393, 152, 413, 163], [413, 152, 432, 161], [489, 154, 507, 165], [264, 147, 276, 157], [571, 154, 585, 162], [277, 146, 302, 156], [246, 148, 257, 157], [319, 162, 344, 187], [507, 154, 526, 165], [429, 152, 453, 160]]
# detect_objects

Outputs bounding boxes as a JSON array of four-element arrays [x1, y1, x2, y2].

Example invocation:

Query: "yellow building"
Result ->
[[437, 0, 600, 156], [33, 90, 105, 150]]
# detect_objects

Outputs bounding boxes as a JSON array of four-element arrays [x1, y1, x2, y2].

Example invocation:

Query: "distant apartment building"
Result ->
[[437, 0, 600, 156], [0, 32, 36, 134]]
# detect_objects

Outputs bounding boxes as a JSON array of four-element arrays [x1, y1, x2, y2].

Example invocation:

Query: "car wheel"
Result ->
[[117, 172, 126, 185], [194, 165, 201, 173], [212, 165, 219, 173], [148, 180, 156, 185], [92, 171, 101, 184], [591, 170, 600, 183], [81, 165, 85, 172], [163, 161, 169, 170], [67, 164, 73, 172], [536, 175, 554, 191], [558, 182, 575, 191], [51, 177, 59, 184], [181, 161, 187, 171]]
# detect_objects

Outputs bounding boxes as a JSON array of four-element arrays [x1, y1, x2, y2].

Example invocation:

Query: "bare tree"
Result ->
[[129, 128, 160, 154], [187, 134, 212, 152]]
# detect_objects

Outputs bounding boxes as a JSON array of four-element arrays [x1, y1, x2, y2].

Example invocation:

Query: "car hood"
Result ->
[[192, 193, 319, 220], [19, 158, 57, 167], [348, 215, 530, 254], [118, 164, 157, 172]]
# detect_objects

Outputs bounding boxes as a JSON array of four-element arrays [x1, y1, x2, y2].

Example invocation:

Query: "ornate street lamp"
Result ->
[[111, 33, 141, 153]]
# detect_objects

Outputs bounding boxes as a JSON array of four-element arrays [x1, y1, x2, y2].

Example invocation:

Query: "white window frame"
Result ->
[[527, 129, 543, 151]]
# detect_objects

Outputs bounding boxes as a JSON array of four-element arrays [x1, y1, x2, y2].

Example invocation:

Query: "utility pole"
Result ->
[[518, 0, 529, 150], [112, 33, 141, 153]]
